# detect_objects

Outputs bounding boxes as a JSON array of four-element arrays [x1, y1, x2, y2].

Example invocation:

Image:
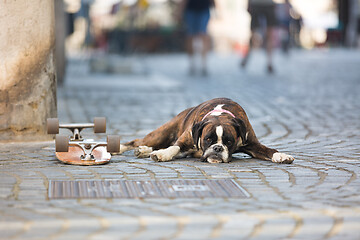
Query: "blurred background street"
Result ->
[[1, 0, 360, 239]]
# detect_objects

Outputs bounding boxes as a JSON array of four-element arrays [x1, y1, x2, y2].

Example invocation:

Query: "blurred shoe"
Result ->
[[240, 58, 247, 69], [201, 68, 208, 77], [188, 67, 195, 76], [267, 65, 274, 74]]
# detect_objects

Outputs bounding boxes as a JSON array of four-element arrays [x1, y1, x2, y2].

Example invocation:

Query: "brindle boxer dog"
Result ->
[[119, 98, 294, 164]]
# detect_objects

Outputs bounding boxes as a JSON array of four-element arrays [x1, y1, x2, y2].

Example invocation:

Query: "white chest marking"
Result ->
[[210, 104, 225, 116], [216, 125, 223, 144]]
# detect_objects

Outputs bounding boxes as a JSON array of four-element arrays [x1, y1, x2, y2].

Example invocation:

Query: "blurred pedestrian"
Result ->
[[179, 0, 215, 76], [276, 0, 292, 53], [241, 0, 277, 74]]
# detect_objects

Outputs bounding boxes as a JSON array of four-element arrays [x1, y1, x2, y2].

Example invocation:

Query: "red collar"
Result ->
[[202, 107, 235, 121]]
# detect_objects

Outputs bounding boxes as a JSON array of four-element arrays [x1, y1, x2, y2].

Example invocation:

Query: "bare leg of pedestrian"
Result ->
[[266, 27, 274, 74], [241, 32, 253, 68], [186, 35, 195, 75], [200, 33, 209, 76]]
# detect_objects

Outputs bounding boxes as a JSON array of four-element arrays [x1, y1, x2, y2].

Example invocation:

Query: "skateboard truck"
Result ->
[[47, 118, 120, 165], [47, 117, 106, 141], [55, 135, 120, 161]]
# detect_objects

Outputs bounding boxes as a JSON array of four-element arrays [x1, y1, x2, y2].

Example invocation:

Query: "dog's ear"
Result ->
[[192, 120, 208, 149], [232, 118, 247, 144]]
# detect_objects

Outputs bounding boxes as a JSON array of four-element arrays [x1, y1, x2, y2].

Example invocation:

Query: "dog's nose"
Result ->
[[213, 145, 223, 153]]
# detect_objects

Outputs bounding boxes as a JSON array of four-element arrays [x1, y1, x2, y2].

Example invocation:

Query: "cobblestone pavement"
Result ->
[[1, 49, 360, 239]]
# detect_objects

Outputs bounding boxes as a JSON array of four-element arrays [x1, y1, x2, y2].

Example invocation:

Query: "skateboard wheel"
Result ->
[[56, 135, 69, 152], [107, 135, 120, 153], [94, 117, 106, 133], [47, 118, 59, 134]]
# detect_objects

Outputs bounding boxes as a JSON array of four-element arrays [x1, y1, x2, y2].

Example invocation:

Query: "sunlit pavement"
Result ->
[[1, 49, 360, 239]]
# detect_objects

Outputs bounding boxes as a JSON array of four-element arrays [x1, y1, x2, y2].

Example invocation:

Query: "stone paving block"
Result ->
[[99, 174, 126, 179], [17, 192, 47, 201], [217, 215, 259, 239], [131, 216, 179, 240], [253, 218, 296, 239], [19, 221, 63, 240], [0, 221, 26, 240], [175, 215, 219, 239], [335, 215, 360, 239]]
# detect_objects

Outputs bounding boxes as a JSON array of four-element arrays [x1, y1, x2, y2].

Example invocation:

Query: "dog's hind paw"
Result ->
[[272, 152, 294, 164], [114, 144, 130, 155]]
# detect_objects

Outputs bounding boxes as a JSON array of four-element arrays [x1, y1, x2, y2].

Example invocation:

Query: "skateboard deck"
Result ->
[[56, 146, 111, 165]]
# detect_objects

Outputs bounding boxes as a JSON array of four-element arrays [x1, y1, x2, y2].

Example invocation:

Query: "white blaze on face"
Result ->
[[216, 125, 223, 144], [215, 126, 229, 160]]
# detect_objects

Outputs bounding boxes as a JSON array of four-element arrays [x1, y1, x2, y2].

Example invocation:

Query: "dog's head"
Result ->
[[192, 117, 247, 163]]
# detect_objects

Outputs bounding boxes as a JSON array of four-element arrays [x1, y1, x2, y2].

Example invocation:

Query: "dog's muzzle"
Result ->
[[201, 144, 230, 163]]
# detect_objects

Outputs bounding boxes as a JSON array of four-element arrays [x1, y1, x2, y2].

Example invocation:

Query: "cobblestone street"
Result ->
[[1, 49, 360, 239]]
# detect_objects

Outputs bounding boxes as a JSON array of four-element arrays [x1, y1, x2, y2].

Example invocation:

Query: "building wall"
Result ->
[[0, 0, 57, 141]]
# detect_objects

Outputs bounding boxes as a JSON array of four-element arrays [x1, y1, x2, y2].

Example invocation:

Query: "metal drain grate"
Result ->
[[48, 179, 250, 199]]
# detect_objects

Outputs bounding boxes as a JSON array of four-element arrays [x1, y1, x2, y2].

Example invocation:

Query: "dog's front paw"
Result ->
[[150, 146, 180, 162], [134, 146, 153, 158], [272, 152, 294, 164], [150, 149, 172, 162]]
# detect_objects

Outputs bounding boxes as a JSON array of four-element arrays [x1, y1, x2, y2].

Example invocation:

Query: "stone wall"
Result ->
[[0, 0, 57, 141]]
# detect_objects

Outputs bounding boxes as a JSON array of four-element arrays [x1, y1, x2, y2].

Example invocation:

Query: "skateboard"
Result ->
[[47, 117, 120, 165]]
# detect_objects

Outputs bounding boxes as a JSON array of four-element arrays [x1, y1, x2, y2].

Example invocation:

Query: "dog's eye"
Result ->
[[206, 138, 212, 143], [226, 140, 232, 146]]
